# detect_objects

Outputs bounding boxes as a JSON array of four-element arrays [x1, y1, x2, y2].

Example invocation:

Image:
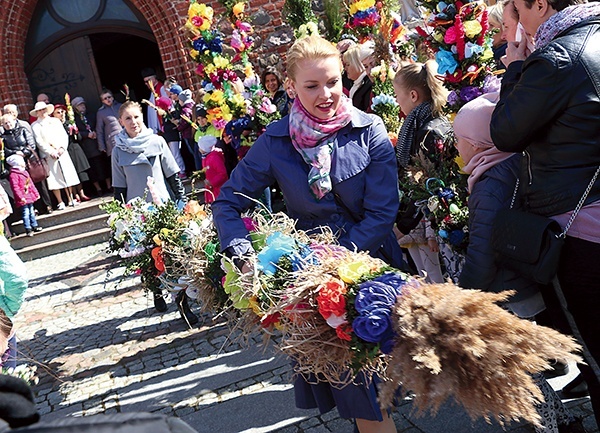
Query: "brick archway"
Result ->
[[0, 0, 196, 116]]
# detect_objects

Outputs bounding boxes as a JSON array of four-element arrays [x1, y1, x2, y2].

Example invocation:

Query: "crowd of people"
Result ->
[[1, 0, 600, 430]]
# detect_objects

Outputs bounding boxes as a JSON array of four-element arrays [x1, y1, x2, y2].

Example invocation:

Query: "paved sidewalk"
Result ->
[[12, 244, 599, 432]]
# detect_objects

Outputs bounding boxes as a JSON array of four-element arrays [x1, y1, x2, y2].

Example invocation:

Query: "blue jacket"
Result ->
[[458, 155, 539, 303], [212, 108, 404, 268]]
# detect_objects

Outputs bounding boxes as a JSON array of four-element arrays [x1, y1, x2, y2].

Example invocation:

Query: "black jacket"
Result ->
[[491, 17, 600, 216], [1, 126, 35, 159], [351, 76, 373, 113]]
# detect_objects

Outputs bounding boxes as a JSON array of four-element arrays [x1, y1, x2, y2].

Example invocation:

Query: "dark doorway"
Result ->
[[89, 33, 164, 109]]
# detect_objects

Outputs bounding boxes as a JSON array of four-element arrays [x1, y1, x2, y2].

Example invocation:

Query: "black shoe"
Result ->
[[26, 229, 34, 237], [153, 293, 168, 312], [176, 291, 199, 326], [33, 226, 43, 232], [559, 373, 589, 399], [544, 360, 569, 378]]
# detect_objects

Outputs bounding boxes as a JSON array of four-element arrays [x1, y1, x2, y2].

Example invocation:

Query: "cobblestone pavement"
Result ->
[[13, 244, 599, 433]]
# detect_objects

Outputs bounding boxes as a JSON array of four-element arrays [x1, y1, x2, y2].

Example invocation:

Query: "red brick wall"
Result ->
[[0, 0, 291, 117]]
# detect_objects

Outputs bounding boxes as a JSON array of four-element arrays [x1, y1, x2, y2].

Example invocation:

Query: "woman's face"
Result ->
[[490, 20, 505, 48], [264, 74, 280, 94], [119, 106, 144, 138], [393, 79, 419, 116], [344, 61, 363, 81], [53, 108, 66, 123], [2, 117, 15, 130], [502, 1, 519, 43], [291, 56, 343, 120], [455, 135, 481, 165]]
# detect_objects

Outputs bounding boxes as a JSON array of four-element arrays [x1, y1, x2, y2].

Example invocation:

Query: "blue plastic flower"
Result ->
[[464, 42, 484, 59], [436, 49, 458, 75], [438, 187, 455, 202], [257, 232, 296, 275]]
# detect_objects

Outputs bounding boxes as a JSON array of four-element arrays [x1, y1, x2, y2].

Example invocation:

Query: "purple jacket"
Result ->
[[212, 107, 404, 268]]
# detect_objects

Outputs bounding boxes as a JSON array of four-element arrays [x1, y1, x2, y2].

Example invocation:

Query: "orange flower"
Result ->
[[316, 279, 347, 319], [151, 246, 165, 274]]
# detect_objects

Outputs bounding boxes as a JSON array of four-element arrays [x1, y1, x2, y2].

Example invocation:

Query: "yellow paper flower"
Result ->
[[433, 31, 444, 43], [213, 55, 230, 69], [232, 2, 245, 17], [231, 93, 246, 108], [153, 234, 163, 246], [208, 90, 225, 105], [338, 260, 371, 284], [244, 63, 255, 78], [248, 295, 262, 316], [188, 3, 202, 19], [189, 49, 199, 59], [481, 47, 494, 61], [463, 20, 483, 39], [350, 0, 375, 15]]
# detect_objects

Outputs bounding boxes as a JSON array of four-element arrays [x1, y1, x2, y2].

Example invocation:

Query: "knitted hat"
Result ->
[[453, 92, 500, 149], [155, 97, 171, 111], [6, 154, 25, 168], [195, 105, 207, 118]]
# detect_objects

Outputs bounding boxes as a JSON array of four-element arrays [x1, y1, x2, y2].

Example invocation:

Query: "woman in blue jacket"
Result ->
[[212, 35, 403, 433]]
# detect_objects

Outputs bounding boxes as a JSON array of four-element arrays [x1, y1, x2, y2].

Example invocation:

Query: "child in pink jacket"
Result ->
[[6, 155, 42, 236], [197, 136, 228, 204]]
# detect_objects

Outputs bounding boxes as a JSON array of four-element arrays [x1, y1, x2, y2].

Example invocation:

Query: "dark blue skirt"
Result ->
[[294, 371, 385, 421]]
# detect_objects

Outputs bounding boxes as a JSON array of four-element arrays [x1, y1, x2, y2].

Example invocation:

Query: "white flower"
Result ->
[[325, 313, 348, 329]]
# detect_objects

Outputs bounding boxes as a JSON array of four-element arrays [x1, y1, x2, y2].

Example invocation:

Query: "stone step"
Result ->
[[10, 213, 109, 249], [12, 227, 111, 262]]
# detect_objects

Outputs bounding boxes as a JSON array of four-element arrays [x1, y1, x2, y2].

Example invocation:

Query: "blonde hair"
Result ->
[[394, 60, 448, 117], [286, 35, 342, 81], [343, 46, 365, 75], [118, 100, 142, 118], [487, 3, 504, 28]]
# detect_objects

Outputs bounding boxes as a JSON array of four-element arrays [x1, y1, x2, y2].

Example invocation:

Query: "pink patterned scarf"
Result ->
[[288, 96, 354, 199], [535, 2, 600, 49]]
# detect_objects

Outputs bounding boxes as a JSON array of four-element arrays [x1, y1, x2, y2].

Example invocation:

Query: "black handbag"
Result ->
[[492, 167, 600, 285]]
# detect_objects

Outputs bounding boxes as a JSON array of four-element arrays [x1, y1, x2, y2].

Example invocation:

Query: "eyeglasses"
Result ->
[[102, 95, 113, 100]]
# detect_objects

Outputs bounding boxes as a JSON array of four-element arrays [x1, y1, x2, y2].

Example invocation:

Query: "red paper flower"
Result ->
[[316, 279, 347, 319], [336, 323, 353, 341], [261, 312, 281, 328]]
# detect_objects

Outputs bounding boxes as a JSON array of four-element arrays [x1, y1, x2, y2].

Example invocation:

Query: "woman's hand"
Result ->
[[427, 238, 440, 253], [502, 29, 531, 67]]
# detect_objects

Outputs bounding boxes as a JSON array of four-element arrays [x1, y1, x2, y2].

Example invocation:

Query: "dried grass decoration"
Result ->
[[378, 283, 582, 426], [220, 211, 581, 425], [157, 200, 228, 313]]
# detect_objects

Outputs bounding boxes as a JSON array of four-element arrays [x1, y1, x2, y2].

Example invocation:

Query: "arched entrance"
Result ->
[[0, 0, 194, 117], [24, 0, 164, 113]]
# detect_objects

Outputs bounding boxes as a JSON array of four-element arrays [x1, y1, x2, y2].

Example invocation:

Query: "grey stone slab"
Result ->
[[116, 345, 289, 413], [397, 399, 528, 433], [182, 383, 320, 433]]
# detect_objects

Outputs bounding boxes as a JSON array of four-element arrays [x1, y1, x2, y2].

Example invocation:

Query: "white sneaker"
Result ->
[[68, 199, 80, 207], [56, 202, 66, 210]]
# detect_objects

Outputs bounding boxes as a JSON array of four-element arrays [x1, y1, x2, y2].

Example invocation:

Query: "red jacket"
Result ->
[[202, 148, 228, 203], [8, 168, 40, 207]]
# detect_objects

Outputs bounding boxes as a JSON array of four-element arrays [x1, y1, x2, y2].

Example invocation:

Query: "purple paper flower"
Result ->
[[448, 90, 460, 106], [459, 86, 483, 103], [483, 74, 502, 94]]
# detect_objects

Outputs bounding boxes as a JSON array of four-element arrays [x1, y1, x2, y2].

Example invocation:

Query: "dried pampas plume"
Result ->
[[379, 283, 582, 426]]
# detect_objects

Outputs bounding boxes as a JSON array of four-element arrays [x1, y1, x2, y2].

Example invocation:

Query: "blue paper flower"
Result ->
[[257, 232, 296, 275], [436, 49, 458, 75], [464, 42, 484, 59], [352, 274, 405, 350]]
